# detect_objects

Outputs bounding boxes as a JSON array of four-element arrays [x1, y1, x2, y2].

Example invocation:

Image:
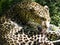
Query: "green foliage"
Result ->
[[0, 0, 22, 15], [0, 0, 60, 26], [0, 0, 13, 15]]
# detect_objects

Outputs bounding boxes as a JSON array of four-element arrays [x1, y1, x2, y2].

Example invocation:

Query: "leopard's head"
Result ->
[[28, 2, 51, 30]]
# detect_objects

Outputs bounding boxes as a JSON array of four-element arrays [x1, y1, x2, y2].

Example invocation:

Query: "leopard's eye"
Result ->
[[40, 17, 46, 21]]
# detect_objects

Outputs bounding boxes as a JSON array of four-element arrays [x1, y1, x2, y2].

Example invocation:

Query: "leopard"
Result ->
[[0, 1, 53, 45]]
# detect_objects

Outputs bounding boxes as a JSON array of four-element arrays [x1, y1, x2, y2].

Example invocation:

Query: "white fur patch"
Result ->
[[46, 21, 50, 28]]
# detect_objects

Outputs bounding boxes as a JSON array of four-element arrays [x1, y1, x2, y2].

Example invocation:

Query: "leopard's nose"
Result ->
[[37, 26, 42, 32]]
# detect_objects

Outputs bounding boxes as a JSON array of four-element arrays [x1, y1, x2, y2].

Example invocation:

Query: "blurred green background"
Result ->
[[0, 0, 60, 26]]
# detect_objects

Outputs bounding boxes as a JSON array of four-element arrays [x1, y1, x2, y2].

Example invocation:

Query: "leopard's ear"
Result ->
[[44, 5, 49, 10], [44, 5, 49, 15]]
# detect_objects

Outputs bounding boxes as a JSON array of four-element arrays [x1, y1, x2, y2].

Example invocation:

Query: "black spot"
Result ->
[[18, 31, 21, 33], [25, 40, 28, 42], [28, 35, 30, 38], [15, 32, 18, 35], [30, 39, 33, 41], [18, 29, 23, 34], [21, 43, 23, 45], [29, 42, 31, 45], [35, 37, 36, 39], [33, 41, 36, 45], [18, 40, 22, 42], [16, 35, 18, 37], [23, 35, 26, 37], [37, 39, 39, 42], [12, 44, 14, 45], [21, 42, 25, 45]]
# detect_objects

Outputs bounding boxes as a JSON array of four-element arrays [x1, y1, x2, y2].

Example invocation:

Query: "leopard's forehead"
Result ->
[[19, 2, 50, 19]]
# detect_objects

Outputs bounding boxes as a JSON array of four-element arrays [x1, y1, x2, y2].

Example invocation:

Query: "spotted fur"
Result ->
[[0, 1, 52, 45]]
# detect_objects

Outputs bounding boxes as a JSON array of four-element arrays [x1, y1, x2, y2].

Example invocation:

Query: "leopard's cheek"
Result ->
[[45, 21, 50, 28], [41, 21, 46, 27]]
